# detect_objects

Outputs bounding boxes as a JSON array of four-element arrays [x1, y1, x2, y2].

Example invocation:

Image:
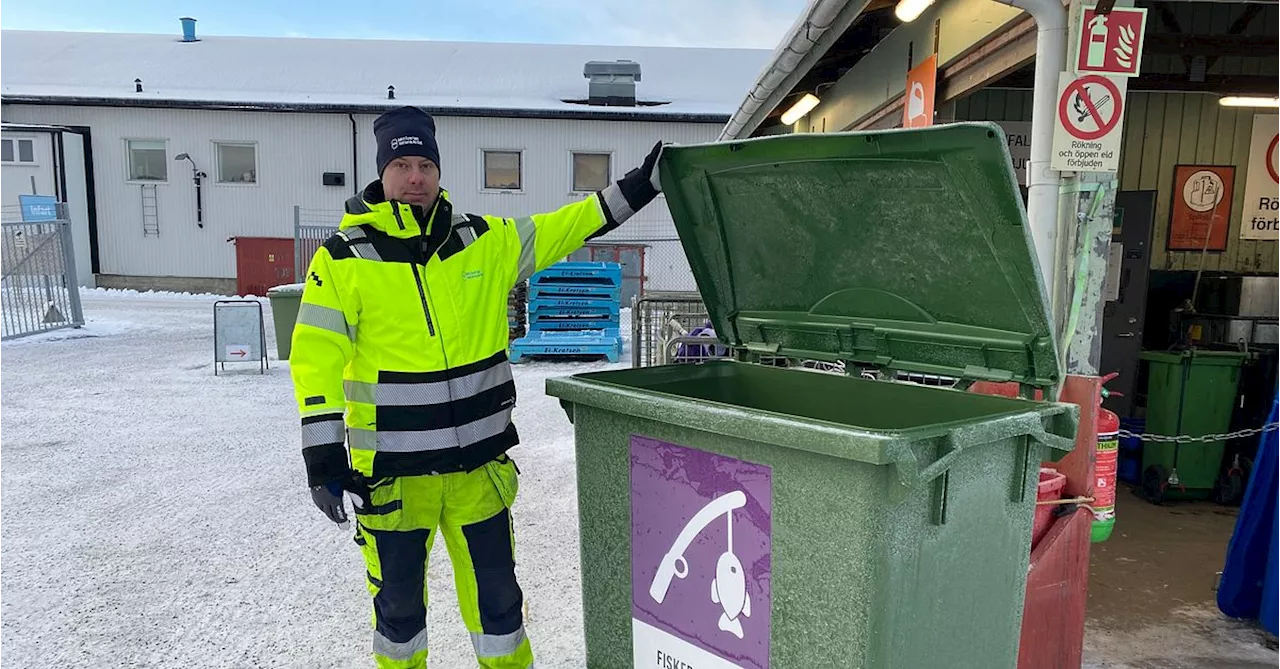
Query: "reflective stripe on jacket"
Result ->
[[291, 179, 635, 486]]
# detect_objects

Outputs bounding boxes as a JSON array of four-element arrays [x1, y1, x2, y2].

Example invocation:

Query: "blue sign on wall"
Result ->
[[18, 194, 58, 222]]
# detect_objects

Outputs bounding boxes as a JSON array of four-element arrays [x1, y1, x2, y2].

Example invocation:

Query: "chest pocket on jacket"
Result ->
[[436, 214, 490, 262]]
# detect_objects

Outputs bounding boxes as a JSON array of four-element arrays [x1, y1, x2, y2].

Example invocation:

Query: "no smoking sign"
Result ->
[[1051, 72, 1128, 172]]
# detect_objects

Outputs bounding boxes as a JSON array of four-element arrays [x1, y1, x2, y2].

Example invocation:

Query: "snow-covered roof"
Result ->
[[0, 30, 771, 122]]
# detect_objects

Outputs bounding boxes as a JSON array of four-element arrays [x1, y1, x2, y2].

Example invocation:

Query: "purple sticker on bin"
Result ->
[[631, 435, 772, 669]]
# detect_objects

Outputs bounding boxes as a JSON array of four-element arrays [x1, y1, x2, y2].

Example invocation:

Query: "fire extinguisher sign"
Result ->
[[1071, 5, 1148, 78]]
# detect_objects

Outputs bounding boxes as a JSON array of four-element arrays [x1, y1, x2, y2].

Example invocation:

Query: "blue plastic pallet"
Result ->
[[528, 317, 620, 331], [530, 262, 623, 288], [529, 306, 620, 321], [530, 283, 622, 301], [529, 312, 620, 326], [529, 297, 621, 313], [509, 329, 622, 363]]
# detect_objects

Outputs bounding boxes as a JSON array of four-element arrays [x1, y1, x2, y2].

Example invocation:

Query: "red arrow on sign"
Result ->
[[230, 349, 247, 358]]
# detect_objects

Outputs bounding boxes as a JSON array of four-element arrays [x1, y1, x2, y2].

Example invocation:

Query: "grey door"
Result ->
[[1100, 190, 1156, 417]]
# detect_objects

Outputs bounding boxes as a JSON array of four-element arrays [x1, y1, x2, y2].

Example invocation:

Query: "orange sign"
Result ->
[[1168, 164, 1235, 251], [903, 54, 937, 129]]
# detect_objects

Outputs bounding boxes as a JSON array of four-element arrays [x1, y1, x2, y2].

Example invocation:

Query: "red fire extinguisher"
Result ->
[[1093, 372, 1121, 543]]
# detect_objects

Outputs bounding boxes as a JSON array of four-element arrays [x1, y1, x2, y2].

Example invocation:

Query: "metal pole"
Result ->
[[293, 205, 303, 283], [61, 220, 84, 327], [993, 0, 1067, 319]]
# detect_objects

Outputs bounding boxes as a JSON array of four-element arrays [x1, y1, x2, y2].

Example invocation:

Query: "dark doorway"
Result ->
[[1100, 190, 1156, 417]]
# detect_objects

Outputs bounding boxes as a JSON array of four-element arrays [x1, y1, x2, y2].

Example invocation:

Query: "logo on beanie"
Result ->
[[390, 136, 424, 150]]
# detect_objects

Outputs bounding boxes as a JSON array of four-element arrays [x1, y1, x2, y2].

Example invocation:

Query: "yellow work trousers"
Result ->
[[352, 455, 534, 669]]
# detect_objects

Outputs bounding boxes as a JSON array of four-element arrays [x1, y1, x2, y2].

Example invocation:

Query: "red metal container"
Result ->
[[1033, 467, 1068, 549], [232, 237, 295, 297]]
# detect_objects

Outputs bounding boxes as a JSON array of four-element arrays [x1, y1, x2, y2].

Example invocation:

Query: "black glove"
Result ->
[[311, 480, 347, 524], [618, 141, 665, 213], [593, 141, 666, 240]]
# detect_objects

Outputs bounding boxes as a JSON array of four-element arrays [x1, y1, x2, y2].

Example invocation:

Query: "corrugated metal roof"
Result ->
[[0, 30, 771, 119]]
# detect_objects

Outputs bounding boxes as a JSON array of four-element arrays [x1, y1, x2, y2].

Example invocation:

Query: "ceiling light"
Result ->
[[895, 0, 936, 23], [780, 93, 821, 126], [1219, 96, 1279, 108]]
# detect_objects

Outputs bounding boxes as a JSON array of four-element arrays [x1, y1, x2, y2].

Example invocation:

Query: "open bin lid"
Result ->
[[657, 122, 1061, 388]]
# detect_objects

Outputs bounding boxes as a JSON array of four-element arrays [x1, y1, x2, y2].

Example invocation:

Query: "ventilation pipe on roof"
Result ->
[[584, 60, 641, 106], [180, 17, 199, 43], [387, 85, 396, 100], [135, 78, 143, 93], [992, 0, 1066, 318]]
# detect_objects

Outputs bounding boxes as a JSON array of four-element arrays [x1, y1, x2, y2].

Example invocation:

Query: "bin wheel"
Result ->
[[1142, 465, 1169, 505], [1208, 463, 1249, 506]]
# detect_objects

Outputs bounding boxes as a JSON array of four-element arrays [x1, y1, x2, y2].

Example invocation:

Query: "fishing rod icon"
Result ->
[[649, 490, 753, 638]]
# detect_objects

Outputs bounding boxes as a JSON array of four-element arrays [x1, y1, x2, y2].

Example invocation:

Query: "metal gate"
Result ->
[[293, 206, 339, 282], [1, 204, 84, 340]]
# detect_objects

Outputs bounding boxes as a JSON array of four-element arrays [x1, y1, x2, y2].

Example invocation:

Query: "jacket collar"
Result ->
[[340, 180, 453, 240]]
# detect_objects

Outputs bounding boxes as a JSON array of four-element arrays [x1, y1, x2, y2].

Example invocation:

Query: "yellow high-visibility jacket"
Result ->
[[290, 179, 642, 486]]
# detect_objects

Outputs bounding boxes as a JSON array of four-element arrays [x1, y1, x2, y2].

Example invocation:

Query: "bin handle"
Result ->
[[892, 416, 1073, 489]]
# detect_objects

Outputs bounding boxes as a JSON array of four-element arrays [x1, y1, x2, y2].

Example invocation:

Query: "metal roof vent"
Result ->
[[180, 17, 199, 42], [583, 60, 641, 107]]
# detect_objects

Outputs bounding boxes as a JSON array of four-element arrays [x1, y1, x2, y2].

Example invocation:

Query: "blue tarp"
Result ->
[[1217, 392, 1278, 635]]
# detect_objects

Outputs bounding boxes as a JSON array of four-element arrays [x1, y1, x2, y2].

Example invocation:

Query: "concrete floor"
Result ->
[[1081, 484, 1277, 669]]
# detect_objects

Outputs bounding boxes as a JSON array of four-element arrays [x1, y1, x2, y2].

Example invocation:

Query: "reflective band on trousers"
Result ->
[[471, 626, 527, 658], [296, 303, 355, 341], [345, 362, 513, 406], [301, 416, 344, 448], [348, 409, 512, 452], [515, 216, 538, 283], [373, 627, 429, 661]]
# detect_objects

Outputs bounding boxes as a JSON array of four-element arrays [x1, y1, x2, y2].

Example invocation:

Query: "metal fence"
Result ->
[[294, 206, 339, 282], [630, 291, 717, 367], [1, 205, 84, 340]]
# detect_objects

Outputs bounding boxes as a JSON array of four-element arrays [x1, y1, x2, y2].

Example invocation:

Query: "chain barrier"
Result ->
[[1118, 422, 1279, 444]]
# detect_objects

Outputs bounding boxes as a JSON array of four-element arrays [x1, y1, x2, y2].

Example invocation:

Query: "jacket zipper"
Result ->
[[410, 265, 435, 337]]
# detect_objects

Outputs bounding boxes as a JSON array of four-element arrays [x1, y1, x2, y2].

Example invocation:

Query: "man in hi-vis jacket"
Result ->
[[290, 106, 663, 668]]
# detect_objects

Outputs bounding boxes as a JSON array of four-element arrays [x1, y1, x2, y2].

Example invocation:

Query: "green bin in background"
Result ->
[[547, 124, 1078, 668], [1139, 349, 1247, 502], [265, 283, 304, 360]]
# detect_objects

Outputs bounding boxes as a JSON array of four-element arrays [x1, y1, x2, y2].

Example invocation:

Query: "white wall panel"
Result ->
[[3, 105, 718, 289], [3, 105, 353, 278], [1, 130, 57, 205]]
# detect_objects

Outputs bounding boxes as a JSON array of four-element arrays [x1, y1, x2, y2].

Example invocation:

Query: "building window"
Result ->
[[572, 152, 611, 192], [2, 138, 36, 164], [127, 139, 167, 181], [216, 142, 258, 184], [483, 150, 522, 190]]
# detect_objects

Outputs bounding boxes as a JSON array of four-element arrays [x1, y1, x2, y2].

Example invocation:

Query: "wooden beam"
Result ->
[[1129, 74, 1278, 95], [1144, 34, 1279, 56], [937, 15, 1037, 102]]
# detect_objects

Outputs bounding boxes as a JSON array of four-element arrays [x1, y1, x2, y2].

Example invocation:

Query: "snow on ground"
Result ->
[[2, 290, 621, 668], [3, 291, 1274, 668]]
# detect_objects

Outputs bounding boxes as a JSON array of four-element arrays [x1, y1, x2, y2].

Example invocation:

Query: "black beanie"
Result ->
[[373, 106, 441, 176]]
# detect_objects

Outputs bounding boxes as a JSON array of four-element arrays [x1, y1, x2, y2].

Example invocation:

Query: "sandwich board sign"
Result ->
[[213, 300, 268, 375], [1051, 72, 1127, 172]]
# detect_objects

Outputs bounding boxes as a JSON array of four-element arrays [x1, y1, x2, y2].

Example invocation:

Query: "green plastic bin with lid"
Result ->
[[546, 123, 1078, 669], [265, 283, 305, 360], [1139, 349, 1247, 502]]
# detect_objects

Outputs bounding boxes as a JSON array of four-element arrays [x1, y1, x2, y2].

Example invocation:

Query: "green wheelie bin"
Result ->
[[265, 283, 304, 360], [1138, 349, 1248, 502], [546, 123, 1078, 668]]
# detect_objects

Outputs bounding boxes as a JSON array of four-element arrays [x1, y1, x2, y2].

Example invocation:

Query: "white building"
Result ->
[[1, 23, 768, 295]]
